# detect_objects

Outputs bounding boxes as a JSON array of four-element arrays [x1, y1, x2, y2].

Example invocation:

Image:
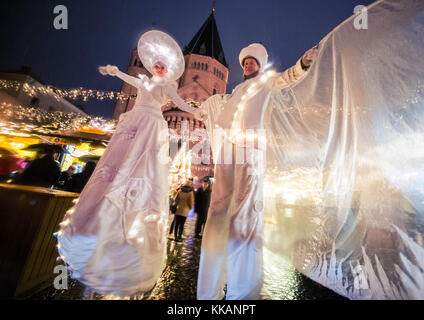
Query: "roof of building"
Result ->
[[183, 10, 227, 68]]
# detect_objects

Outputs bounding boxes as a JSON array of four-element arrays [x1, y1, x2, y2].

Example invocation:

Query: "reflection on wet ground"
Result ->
[[22, 217, 346, 300]]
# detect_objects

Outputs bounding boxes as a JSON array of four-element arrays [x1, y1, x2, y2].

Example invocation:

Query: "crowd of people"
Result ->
[[1, 148, 96, 193]]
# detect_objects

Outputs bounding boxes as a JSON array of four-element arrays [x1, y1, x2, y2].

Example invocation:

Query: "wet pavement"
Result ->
[[21, 217, 346, 300]]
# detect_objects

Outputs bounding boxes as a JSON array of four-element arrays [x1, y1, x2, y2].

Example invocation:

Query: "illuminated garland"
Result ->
[[0, 102, 116, 134], [0, 80, 202, 106], [0, 80, 136, 102], [0, 102, 204, 142]]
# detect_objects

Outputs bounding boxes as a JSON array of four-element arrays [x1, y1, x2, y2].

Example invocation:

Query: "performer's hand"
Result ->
[[98, 65, 118, 76], [194, 108, 207, 121], [301, 45, 318, 68]]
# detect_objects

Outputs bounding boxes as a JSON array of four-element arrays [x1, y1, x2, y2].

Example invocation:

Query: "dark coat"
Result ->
[[194, 186, 211, 216], [65, 161, 96, 193], [14, 154, 60, 188], [57, 171, 73, 189]]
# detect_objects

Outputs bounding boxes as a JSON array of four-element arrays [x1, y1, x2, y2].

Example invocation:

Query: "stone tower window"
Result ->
[[213, 88, 217, 95]]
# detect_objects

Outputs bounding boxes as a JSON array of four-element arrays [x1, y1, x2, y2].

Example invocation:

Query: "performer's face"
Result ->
[[152, 61, 168, 77], [243, 58, 260, 76]]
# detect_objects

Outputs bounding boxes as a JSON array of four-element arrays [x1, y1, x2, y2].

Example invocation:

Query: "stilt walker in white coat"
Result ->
[[195, 0, 424, 300], [194, 43, 317, 299]]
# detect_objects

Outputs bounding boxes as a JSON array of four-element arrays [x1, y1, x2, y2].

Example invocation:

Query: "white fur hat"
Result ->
[[239, 43, 268, 71]]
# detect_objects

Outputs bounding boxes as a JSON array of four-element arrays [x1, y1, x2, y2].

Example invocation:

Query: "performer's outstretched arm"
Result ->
[[164, 85, 197, 114], [193, 93, 227, 122], [99, 64, 143, 88], [273, 46, 318, 89]]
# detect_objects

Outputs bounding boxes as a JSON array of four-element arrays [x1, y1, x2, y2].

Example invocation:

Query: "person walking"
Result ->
[[168, 187, 178, 238], [194, 178, 211, 239], [173, 179, 194, 242]]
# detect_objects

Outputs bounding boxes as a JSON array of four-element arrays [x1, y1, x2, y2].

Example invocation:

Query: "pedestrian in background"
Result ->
[[168, 187, 178, 238], [194, 178, 211, 239], [173, 178, 194, 242], [65, 161, 96, 193], [57, 165, 76, 190], [14, 150, 60, 188]]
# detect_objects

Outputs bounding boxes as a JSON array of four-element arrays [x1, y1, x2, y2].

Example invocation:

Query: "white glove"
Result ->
[[194, 108, 207, 121], [98, 64, 119, 76]]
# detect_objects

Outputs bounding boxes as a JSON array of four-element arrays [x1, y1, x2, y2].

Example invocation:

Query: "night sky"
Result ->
[[1, 0, 375, 118]]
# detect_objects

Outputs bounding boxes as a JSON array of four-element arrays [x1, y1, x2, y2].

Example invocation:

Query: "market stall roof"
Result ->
[[0, 103, 115, 146]]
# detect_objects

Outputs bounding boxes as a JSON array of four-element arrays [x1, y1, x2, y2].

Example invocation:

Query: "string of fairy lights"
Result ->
[[3, 73, 420, 154], [0, 80, 202, 108], [0, 102, 116, 134], [0, 102, 205, 143], [0, 80, 136, 102]]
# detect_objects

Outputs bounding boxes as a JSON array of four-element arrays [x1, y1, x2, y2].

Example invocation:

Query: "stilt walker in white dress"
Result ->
[[56, 30, 196, 297]]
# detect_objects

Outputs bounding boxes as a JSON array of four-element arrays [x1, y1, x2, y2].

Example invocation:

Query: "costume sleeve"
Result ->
[[263, 0, 424, 300], [165, 85, 197, 114], [272, 58, 307, 89], [114, 70, 143, 89], [194, 93, 227, 121]]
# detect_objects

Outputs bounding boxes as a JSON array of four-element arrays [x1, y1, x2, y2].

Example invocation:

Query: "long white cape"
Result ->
[[201, 0, 424, 299]]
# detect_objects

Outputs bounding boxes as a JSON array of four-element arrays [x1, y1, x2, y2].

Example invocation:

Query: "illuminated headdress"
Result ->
[[138, 30, 185, 82]]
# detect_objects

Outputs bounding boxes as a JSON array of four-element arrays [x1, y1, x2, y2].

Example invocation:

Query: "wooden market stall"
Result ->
[[0, 183, 79, 297]]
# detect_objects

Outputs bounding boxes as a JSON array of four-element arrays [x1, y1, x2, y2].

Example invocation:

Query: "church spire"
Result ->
[[183, 9, 227, 67]]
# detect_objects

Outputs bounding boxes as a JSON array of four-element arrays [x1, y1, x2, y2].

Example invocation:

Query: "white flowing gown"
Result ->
[[57, 72, 195, 297]]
